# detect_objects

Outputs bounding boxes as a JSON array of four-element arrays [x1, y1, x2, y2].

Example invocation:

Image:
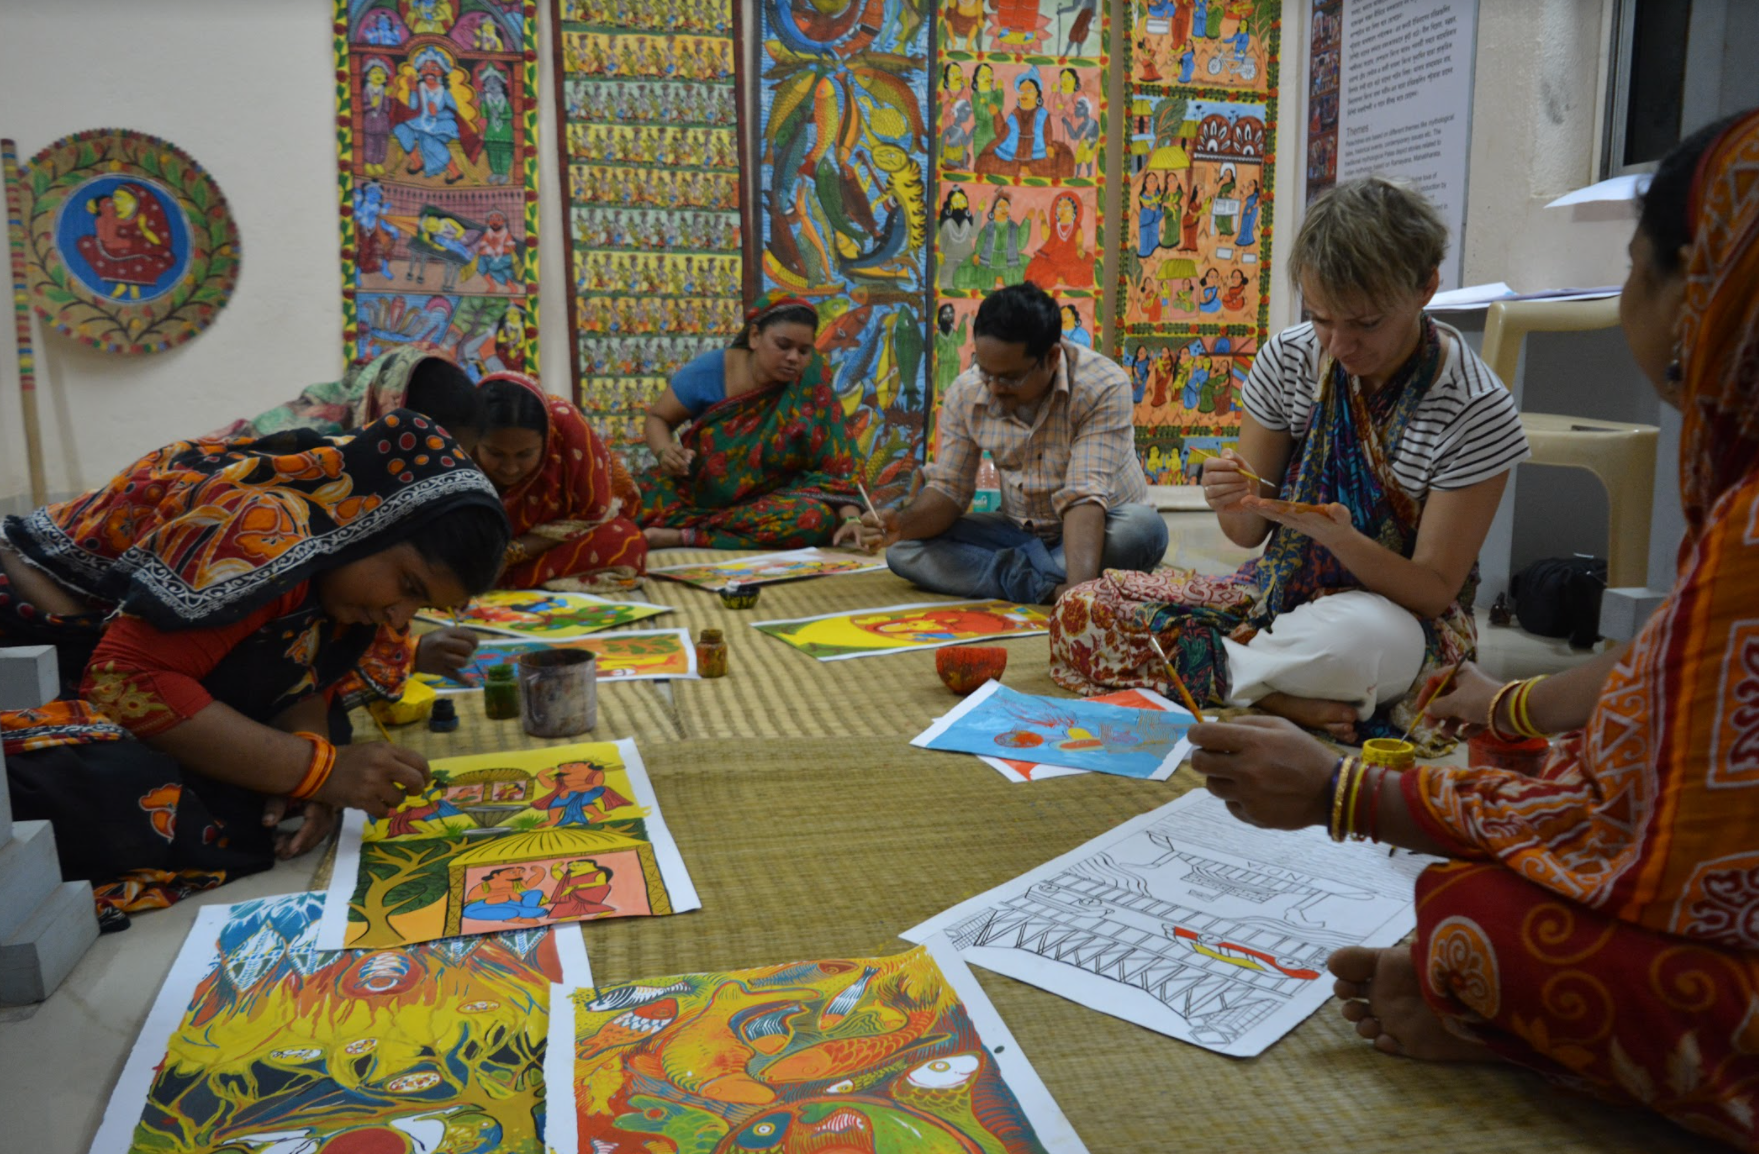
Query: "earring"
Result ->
[[1666, 340, 1683, 384]]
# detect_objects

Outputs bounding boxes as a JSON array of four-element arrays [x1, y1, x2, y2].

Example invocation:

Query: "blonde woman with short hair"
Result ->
[[1050, 178, 1528, 751]]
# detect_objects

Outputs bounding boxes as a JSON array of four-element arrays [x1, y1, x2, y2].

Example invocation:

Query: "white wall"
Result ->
[[0, 0, 577, 509]]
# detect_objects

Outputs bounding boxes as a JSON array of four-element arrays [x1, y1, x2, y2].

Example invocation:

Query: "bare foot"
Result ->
[[1257, 692, 1359, 742], [1328, 946, 1495, 1062], [642, 527, 686, 548]]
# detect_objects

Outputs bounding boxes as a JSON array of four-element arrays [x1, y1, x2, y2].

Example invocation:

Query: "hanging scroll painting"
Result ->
[[756, 0, 931, 493], [336, 0, 540, 381], [933, 0, 1108, 396], [554, 0, 743, 471], [18, 129, 239, 354], [1121, 0, 1277, 485]]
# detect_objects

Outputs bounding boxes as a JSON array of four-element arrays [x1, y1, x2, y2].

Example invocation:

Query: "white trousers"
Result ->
[[1220, 590, 1426, 720]]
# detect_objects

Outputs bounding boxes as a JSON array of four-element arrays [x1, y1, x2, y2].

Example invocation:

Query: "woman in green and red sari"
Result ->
[[636, 293, 867, 549]]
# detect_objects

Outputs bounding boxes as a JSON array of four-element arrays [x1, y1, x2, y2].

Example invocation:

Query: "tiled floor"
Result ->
[[0, 515, 1609, 1153]]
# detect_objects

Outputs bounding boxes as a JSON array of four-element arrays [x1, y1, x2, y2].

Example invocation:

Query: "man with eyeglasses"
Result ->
[[856, 282, 1167, 604]]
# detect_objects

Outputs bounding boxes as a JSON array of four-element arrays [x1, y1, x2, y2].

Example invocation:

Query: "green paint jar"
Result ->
[[483, 663, 521, 720]]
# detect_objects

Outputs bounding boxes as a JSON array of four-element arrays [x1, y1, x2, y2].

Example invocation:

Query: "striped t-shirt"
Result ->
[[1241, 320, 1530, 498]]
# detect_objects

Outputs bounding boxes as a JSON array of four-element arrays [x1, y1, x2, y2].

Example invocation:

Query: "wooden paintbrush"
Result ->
[[1401, 660, 1461, 742], [1146, 634, 1207, 723], [1189, 447, 1271, 490]]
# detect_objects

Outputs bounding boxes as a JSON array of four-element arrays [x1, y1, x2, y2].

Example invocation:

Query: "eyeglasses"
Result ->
[[977, 356, 1048, 390]]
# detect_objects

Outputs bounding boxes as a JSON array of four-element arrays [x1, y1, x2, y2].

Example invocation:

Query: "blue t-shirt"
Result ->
[[671, 350, 728, 418]]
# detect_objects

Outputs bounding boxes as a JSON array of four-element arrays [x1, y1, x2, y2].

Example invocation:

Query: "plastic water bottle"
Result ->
[[972, 451, 1001, 513]]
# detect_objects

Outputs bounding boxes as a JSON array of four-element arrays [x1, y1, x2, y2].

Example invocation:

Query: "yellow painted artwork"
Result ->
[[319, 740, 699, 950]]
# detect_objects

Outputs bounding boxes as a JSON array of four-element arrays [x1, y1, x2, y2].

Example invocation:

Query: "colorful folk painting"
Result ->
[[1306, 0, 1342, 202], [554, 0, 742, 471], [1120, 77, 1276, 473], [415, 628, 697, 692], [649, 546, 889, 590], [914, 680, 1189, 780], [18, 130, 239, 355], [89, 891, 591, 1154], [335, 0, 540, 380], [419, 589, 670, 639], [1125, 329, 1257, 483], [543, 938, 1090, 1154], [906, 791, 1431, 1057], [756, 0, 932, 486], [319, 739, 699, 949], [982, 686, 1185, 781], [1129, 0, 1279, 93], [752, 599, 1051, 661], [933, 0, 1108, 399]]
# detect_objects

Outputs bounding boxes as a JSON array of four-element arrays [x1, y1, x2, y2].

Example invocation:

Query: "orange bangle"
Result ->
[[290, 731, 337, 800]]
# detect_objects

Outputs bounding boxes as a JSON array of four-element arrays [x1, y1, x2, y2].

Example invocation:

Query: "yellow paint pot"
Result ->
[[369, 678, 436, 727], [1361, 738, 1416, 771]]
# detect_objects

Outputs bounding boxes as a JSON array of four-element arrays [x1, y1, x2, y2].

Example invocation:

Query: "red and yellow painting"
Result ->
[[418, 589, 670, 640], [414, 628, 696, 692], [91, 891, 590, 1154], [544, 943, 1086, 1154], [319, 740, 699, 949], [753, 599, 1052, 661]]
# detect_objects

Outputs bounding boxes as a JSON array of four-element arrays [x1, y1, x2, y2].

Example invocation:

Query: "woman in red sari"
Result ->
[[474, 373, 647, 586], [1023, 192, 1094, 289], [1184, 110, 1759, 1149]]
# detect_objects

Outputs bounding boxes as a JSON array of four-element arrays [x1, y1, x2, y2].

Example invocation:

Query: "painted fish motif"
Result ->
[[584, 979, 692, 1013]]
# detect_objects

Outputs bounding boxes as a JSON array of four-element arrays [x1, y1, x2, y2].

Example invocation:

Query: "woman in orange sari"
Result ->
[[1184, 109, 1759, 1149], [474, 373, 646, 586]]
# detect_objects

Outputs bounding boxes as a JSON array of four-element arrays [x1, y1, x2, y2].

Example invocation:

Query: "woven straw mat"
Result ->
[[343, 549, 1711, 1153]]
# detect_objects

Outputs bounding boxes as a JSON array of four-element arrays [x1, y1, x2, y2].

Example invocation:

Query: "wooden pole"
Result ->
[[2, 139, 47, 508]]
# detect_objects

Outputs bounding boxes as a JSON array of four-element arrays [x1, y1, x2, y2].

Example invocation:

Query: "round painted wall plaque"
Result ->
[[20, 129, 240, 354]]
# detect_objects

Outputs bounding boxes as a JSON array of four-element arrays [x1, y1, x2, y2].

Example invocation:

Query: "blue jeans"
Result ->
[[887, 505, 1169, 604]]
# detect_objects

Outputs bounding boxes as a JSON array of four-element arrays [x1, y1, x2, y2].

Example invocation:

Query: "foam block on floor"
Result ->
[[0, 879, 98, 1004], [0, 645, 57, 711], [0, 820, 61, 942]]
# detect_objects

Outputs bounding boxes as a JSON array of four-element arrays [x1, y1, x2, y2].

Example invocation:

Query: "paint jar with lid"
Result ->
[[482, 663, 520, 720], [696, 629, 729, 678]]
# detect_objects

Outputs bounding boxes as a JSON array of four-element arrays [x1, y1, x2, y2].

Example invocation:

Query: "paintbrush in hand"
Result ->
[[1401, 660, 1461, 742], [1189, 447, 1271, 490], [1146, 634, 1207, 723]]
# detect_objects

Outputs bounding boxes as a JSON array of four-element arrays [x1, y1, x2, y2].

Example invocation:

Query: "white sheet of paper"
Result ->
[[977, 687, 1192, 782], [90, 891, 590, 1154], [904, 790, 1435, 1057], [1426, 281, 1515, 310], [542, 934, 1088, 1154], [1545, 172, 1650, 207], [912, 680, 1190, 783], [315, 737, 699, 950]]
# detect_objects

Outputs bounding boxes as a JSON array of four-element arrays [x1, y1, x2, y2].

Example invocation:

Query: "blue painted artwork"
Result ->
[[917, 683, 1189, 779], [55, 176, 191, 302]]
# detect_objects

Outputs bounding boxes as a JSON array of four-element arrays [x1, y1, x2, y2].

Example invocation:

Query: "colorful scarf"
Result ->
[[207, 348, 458, 440], [2, 410, 502, 631], [638, 292, 862, 518], [1404, 109, 1759, 943], [480, 372, 637, 536]]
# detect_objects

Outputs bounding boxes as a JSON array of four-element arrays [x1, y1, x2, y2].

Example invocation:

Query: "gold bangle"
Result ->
[[1328, 757, 1351, 842], [1513, 676, 1548, 739], [1341, 758, 1366, 841], [1487, 681, 1522, 743]]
